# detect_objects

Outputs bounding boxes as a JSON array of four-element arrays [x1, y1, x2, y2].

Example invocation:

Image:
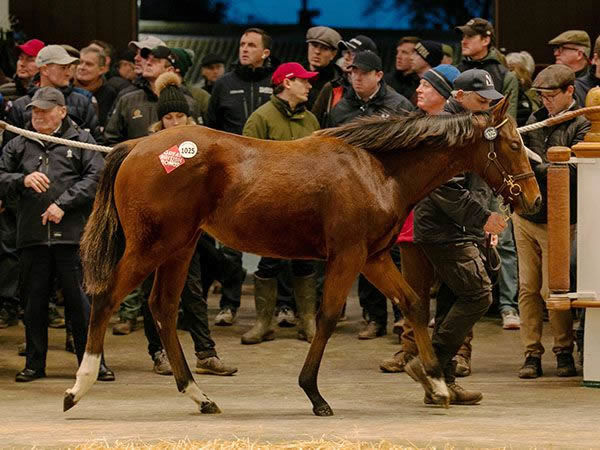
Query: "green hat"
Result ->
[[442, 44, 454, 59], [548, 30, 591, 49], [170, 48, 194, 78], [532, 64, 575, 92], [594, 35, 600, 56]]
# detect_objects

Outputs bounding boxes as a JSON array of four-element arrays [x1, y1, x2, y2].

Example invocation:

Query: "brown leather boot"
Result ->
[[454, 354, 471, 377], [358, 321, 386, 340], [425, 382, 483, 405], [195, 355, 238, 376], [112, 318, 137, 335], [379, 350, 414, 373]]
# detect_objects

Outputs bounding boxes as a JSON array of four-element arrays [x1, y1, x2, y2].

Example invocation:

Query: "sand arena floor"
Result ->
[[1, 291, 599, 448]]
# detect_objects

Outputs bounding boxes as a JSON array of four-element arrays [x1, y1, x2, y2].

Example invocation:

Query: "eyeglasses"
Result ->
[[537, 90, 563, 101], [553, 45, 581, 54]]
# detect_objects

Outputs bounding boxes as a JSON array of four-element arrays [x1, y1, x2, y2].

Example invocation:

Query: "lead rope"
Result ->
[[0, 121, 113, 153], [516, 105, 600, 134]]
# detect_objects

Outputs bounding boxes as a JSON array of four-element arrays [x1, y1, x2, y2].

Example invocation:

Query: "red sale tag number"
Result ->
[[159, 146, 186, 173]]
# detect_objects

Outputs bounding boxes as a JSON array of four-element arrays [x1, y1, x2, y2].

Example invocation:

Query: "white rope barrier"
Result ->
[[517, 106, 600, 134], [0, 121, 113, 153]]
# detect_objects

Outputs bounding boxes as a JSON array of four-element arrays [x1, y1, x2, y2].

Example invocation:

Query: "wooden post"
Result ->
[[546, 146, 571, 310]]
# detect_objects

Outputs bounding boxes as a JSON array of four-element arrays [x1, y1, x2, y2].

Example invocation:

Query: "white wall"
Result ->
[[0, 0, 9, 32]]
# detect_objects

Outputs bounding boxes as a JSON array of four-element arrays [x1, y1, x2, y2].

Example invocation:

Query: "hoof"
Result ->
[[313, 404, 334, 416], [405, 357, 450, 407], [430, 393, 450, 408], [200, 401, 222, 414], [63, 392, 77, 412]]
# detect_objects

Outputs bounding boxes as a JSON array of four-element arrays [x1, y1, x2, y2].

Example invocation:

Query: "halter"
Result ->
[[482, 118, 535, 213]]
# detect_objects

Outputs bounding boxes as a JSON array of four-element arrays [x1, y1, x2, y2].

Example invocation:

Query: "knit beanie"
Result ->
[[422, 64, 460, 99], [414, 40, 444, 68], [155, 72, 190, 120]]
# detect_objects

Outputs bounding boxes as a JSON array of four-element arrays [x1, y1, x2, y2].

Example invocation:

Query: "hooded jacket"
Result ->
[[242, 95, 320, 141], [328, 81, 414, 127], [0, 119, 104, 249], [205, 61, 274, 135], [103, 77, 199, 144], [413, 99, 493, 245]]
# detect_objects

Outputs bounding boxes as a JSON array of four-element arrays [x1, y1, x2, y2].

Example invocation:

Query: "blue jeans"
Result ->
[[496, 220, 519, 314]]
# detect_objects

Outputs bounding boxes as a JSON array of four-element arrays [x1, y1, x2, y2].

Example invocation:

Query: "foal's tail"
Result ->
[[80, 142, 134, 296]]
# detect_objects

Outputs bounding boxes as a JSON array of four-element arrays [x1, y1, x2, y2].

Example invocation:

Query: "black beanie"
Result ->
[[155, 72, 190, 120], [414, 40, 443, 68]]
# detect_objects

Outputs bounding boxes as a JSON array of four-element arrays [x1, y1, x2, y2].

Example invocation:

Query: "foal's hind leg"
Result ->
[[361, 252, 449, 406], [299, 252, 363, 416], [148, 247, 220, 414], [64, 250, 155, 411]]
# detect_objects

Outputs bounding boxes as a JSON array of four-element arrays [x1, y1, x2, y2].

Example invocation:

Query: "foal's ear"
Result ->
[[491, 97, 509, 123]]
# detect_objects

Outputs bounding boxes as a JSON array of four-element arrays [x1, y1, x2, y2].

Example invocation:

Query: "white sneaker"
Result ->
[[502, 310, 520, 330], [215, 308, 236, 326]]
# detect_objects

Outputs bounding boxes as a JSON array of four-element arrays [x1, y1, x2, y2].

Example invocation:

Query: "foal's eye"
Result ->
[[510, 142, 520, 151]]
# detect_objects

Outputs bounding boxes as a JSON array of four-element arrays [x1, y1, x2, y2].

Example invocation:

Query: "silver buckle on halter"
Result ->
[[484, 127, 498, 141]]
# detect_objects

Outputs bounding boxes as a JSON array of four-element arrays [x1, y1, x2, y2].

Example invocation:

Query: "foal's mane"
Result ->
[[315, 111, 490, 153]]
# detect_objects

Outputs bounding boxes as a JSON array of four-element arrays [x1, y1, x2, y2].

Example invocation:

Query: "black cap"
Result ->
[[26, 87, 66, 109], [140, 46, 177, 66], [414, 41, 443, 68], [348, 50, 382, 72], [201, 53, 225, 67], [117, 48, 136, 63], [454, 69, 504, 100], [456, 18, 495, 39], [338, 35, 378, 54]]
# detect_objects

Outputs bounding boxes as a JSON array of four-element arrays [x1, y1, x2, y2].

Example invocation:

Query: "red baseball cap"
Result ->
[[272, 62, 318, 85], [16, 39, 45, 57]]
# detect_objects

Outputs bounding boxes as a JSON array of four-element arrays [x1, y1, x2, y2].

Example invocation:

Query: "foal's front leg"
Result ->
[[361, 252, 449, 406], [148, 247, 220, 414], [298, 252, 364, 416]]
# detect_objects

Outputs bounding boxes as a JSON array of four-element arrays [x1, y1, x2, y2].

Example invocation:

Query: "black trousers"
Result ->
[[420, 242, 493, 371], [144, 240, 216, 359], [218, 246, 246, 311], [0, 210, 19, 316], [358, 245, 402, 325], [20, 245, 89, 370], [255, 257, 314, 279]]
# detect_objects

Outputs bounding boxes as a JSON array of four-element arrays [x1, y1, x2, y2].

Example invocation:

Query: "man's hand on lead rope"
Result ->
[[484, 212, 507, 235]]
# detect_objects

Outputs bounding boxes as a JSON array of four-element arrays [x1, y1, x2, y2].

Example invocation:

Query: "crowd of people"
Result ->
[[0, 18, 597, 404]]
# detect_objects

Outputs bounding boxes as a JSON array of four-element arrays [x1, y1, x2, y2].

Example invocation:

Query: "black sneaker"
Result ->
[[518, 355, 542, 379], [556, 353, 577, 377], [15, 368, 46, 382]]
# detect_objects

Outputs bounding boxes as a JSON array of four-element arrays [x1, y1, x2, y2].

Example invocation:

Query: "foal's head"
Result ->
[[471, 98, 542, 216]]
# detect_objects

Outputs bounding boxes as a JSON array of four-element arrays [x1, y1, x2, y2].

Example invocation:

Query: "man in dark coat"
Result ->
[[0, 87, 112, 382], [205, 28, 275, 326]]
